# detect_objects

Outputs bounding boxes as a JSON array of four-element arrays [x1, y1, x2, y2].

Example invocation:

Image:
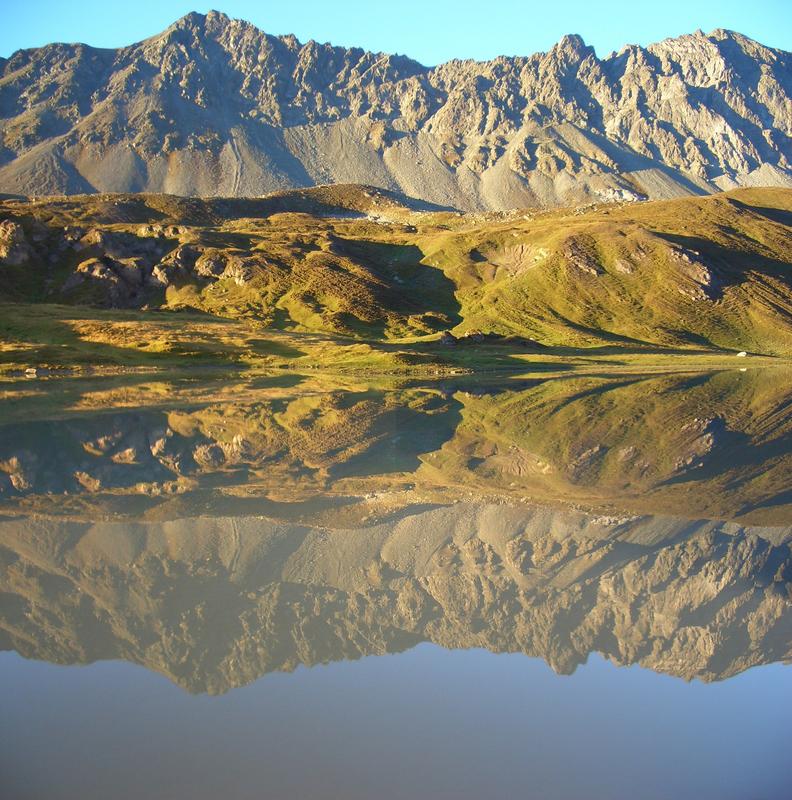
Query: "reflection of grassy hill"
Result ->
[[420, 368, 792, 522], [1, 186, 792, 373], [1, 369, 790, 523], [0, 381, 462, 517]]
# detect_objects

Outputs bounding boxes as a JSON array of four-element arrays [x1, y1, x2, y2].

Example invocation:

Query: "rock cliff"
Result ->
[[1, 12, 790, 208]]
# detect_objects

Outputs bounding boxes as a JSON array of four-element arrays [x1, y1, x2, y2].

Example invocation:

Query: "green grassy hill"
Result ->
[[1, 185, 791, 370]]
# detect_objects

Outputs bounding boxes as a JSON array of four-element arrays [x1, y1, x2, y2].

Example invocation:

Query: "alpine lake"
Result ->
[[1, 365, 791, 799]]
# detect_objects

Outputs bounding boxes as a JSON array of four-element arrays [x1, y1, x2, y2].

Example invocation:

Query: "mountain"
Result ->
[[0, 11, 790, 209], [1, 506, 789, 692]]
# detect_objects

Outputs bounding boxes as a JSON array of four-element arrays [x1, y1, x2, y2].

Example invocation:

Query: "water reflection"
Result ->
[[0, 368, 791, 694], [1, 503, 790, 693], [1, 368, 791, 522]]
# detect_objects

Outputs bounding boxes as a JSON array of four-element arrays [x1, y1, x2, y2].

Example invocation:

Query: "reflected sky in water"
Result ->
[[1, 369, 791, 797], [2, 647, 791, 800]]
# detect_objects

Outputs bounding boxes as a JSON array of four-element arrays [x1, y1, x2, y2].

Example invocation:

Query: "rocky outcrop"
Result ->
[[0, 219, 33, 265], [437, 330, 544, 348], [670, 246, 722, 300], [562, 237, 605, 276], [1, 13, 790, 208], [15, 220, 279, 307]]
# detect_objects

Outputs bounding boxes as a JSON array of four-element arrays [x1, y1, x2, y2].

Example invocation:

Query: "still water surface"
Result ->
[[1, 369, 791, 798], [2, 650, 791, 799]]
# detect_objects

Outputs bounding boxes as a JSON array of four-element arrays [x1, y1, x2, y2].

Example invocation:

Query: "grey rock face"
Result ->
[[0, 219, 33, 265], [0, 12, 790, 209]]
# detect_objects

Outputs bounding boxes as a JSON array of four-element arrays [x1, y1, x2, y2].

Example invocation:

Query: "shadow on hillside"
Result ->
[[731, 199, 792, 228], [655, 232, 792, 295], [330, 238, 464, 329]]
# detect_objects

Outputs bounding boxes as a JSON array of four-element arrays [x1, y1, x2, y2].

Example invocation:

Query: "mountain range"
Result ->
[[1, 11, 791, 209], [1, 505, 789, 692]]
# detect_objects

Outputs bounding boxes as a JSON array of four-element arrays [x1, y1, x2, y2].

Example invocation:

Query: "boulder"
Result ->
[[114, 258, 148, 287], [63, 257, 142, 306], [77, 228, 166, 262], [0, 219, 34, 266], [672, 247, 721, 300], [194, 251, 227, 278], [137, 224, 185, 238], [222, 257, 258, 286], [562, 238, 604, 276]]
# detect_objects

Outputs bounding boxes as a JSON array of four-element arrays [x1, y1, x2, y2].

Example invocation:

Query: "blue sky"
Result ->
[[1, 0, 790, 63]]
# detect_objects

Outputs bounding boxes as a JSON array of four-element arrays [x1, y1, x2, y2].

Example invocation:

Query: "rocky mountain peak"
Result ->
[[167, 9, 236, 35], [0, 15, 790, 208], [170, 9, 209, 29], [551, 33, 592, 61]]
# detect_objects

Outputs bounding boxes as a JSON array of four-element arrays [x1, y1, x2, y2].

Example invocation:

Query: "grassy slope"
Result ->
[[421, 189, 792, 351], [1, 186, 791, 373]]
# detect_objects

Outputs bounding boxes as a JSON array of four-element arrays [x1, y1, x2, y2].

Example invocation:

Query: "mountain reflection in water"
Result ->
[[0, 367, 790, 693], [1, 507, 790, 693]]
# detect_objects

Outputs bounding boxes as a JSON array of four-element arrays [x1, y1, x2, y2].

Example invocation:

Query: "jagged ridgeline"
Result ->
[[0, 507, 789, 693], [0, 11, 790, 208], [1, 368, 791, 523], [2, 186, 792, 357]]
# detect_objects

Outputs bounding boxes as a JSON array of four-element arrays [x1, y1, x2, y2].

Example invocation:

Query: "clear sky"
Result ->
[[1, 0, 790, 64]]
